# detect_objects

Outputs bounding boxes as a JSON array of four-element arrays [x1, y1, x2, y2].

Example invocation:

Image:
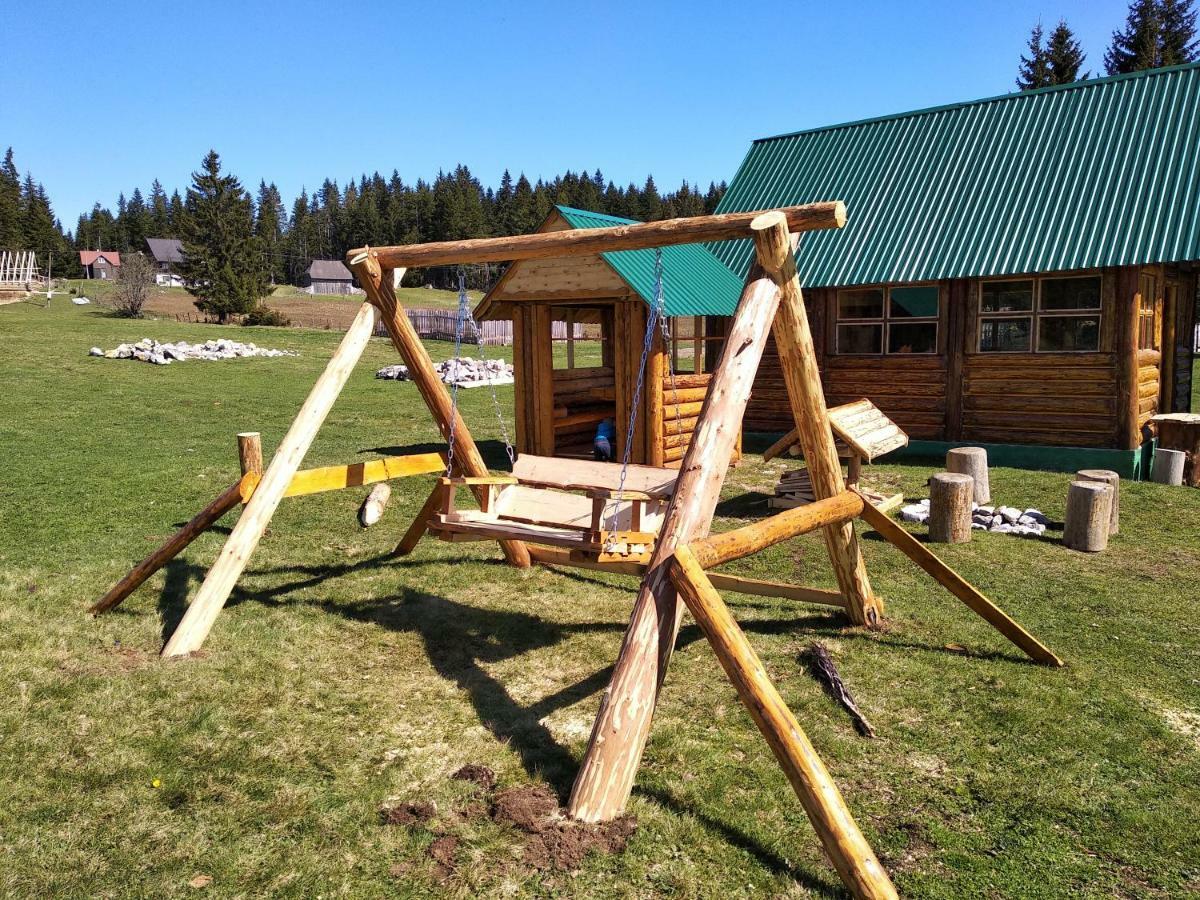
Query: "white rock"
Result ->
[[1022, 509, 1049, 525], [900, 504, 930, 524], [89, 346, 103, 356], [996, 506, 1022, 524]]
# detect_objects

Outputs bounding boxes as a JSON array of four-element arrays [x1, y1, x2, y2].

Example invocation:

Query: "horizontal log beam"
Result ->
[[283, 452, 445, 497], [351, 203, 846, 269], [689, 491, 865, 569]]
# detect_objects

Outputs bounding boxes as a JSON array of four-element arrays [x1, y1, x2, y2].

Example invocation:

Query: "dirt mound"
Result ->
[[379, 765, 638, 877], [379, 800, 436, 826], [451, 763, 496, 792]]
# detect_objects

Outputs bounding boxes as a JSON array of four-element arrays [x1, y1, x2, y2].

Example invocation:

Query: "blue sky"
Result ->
[[3, 0, 1130, 228]]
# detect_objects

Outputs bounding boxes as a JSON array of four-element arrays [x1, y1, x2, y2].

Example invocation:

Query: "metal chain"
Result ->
[[603, 249, 666, 546], [467, 272, 517, 467], [443, 268, 470, 476]]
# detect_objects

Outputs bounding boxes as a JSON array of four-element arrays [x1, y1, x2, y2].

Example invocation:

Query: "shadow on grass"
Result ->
[[715, 490, 775, 519], [157, 557, 193, 644], [362, 438, 513, 471]]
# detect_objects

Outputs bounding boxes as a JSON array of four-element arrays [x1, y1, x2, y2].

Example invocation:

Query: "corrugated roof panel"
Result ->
[[555, 205, 744, 316], [712, 62, 1200, 286]]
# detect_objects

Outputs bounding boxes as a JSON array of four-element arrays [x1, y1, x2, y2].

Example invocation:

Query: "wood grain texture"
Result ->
[[669, 546, 899, 900], [567, 237, 786, 824], [353, 203, 846, 269]]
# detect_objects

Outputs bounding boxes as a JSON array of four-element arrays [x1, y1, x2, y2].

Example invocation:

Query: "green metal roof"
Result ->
[[712, 62, 1200, 287], [555, 205, 743, 315]]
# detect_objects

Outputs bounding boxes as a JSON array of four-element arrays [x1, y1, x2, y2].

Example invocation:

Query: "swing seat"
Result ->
[[429, 455, 678, 562]]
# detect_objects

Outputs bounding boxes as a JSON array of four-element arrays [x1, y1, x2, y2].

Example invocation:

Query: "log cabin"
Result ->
[[473, 205, 744, 467], [710, 61, 1200, 477]]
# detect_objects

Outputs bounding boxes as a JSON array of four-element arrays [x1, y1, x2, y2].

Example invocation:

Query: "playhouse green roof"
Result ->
[[555, 206, 744, 316], [711, 62, 1200, 287]]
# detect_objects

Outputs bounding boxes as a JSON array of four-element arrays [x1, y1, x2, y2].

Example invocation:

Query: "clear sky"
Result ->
[[2, 0, 1130, 228]]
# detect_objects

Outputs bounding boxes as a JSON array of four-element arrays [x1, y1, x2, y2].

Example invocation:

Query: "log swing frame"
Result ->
[[91, 204, 1063, 899]]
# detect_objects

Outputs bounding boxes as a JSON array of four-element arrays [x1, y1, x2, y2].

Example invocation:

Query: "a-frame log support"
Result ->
[[752, 213, 882, 628], [350, 251, 530, 570], [567, 214, 790, 822]]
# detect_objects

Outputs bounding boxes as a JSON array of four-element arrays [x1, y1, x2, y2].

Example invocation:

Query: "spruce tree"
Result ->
[[1160, 0, 1199, 64], [179, 150, 268, 323], [0, 148, 24, 249], [149, 179, 170, 236], [1047, 20, 1088, 83], [1017, 22, 1052, 89], [1106, 0, 1165, 73]]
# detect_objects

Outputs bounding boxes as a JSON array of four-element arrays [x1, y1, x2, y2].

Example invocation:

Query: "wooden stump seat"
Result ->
[[430, 454, 678, 562]]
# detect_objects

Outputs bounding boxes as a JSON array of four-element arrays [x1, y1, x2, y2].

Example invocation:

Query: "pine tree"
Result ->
[[124, 187, 150, 252], [149, 179, 170, 236], [179, 150, 268, 323], [1106, 0, 1165, 73], [1017, 22, 1053, 89], [640, 175, 663, 221], [0, 148, 24, 249], [1160, 0, 1199, 64], [1047, 20, 1088, 83], [254, 180, 285, 285]]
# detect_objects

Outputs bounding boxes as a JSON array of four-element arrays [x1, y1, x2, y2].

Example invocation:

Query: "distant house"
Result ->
[[302, 259, 357, 295], [145, 238, 185, 287], [79, 250, 120, 280]]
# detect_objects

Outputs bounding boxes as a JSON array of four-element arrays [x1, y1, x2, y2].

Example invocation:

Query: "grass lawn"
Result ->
[[1, 299, 1198, 898]]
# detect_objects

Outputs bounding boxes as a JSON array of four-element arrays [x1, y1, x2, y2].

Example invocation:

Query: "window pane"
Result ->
[[1039, 316, 1099, 352], [981, 280, 1034, 313], [888, 322, 937, 354], [889, 285, 939, 318], [838, 288, 884, 320], [979, 317, 1032, 352], [837, 324, 883, 354], [1041, 276, 1101, 311]]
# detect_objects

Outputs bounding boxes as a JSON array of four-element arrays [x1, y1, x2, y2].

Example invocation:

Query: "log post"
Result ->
[[762, 426, 799, 462], [946, 447, 990, 505], [929, 473, 974, 544], [567, 225, 788, 824], [237, 432, 263, 477], [1075, 469, 1119, 534], [752, 211, 882, 628], [350, 253, 529, 569], [669, 546, 899, 900], [1063, 481, 1113, 552], [161, 301, 381, 657], [358, 483, 392, 527], [1151, 448, 1186, 486]]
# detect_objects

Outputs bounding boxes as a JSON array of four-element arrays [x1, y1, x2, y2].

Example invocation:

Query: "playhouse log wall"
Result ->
[[742, 265, 1196, 452]]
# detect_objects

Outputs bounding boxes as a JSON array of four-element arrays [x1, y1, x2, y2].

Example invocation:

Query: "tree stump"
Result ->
[[929, 473, 973, 544], [1151, 448, 1186, 486], [1075, 469, 1119, 535], [946, 447, 990, 505], [1151, 413, 1200, 487], [1063, 481, 1112, 552]]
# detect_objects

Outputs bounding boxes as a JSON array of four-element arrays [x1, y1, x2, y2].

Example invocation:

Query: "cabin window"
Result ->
[[835, 285, 938, 355], [670, 316, 723, 374], [1137, 273, 1160, 351], [978, 275, 1101, 352]]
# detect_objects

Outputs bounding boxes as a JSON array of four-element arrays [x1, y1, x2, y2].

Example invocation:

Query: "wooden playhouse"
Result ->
[[473, 206, 745, 467]]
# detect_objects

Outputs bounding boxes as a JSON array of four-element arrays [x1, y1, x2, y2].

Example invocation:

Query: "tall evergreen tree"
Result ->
[[0, 148, 24, 249], [178, 150, 268, 323], [1107, 0, 1166, 73], [254, 180, 286, 285], [149, 179, 171, 236], [1017, 22, 1053, 89], [1047, 21, 1088, 83], [1160, 0, 1199, 63]]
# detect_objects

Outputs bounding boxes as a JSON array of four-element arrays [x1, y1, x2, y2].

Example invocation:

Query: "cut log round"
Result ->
[[946, 447, 990, 505], [929, 473, 973, 544], [358, 482, 392, 528], [1063, 481, 1112, 552], [1075, 469, 1119, 534], [238, 432, 263, 476], [1151, 448, 1186, 486]]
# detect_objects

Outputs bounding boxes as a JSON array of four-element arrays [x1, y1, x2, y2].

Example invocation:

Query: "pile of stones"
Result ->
[[900, 500, 1049, 537], [376, 356, 514, 388], [90, 338, 296, 365]]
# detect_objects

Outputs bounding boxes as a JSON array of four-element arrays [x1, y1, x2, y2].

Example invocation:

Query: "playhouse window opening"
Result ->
[[551, 309, 604, 370], [835, 285, 939, 355], [670, 316, 724, 374], [978, 274, 1101, 353]]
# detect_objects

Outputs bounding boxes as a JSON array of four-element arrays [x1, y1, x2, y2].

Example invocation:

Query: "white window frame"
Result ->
[[835, 283, 940, 356], [977, 273, 1103, 354]]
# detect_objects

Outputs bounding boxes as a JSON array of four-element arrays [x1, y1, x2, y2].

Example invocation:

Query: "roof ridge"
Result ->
[[754, 61, 1200, 145], [554, 204, 638, 225]]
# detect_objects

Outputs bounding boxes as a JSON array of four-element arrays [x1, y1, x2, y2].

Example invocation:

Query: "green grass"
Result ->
[[1, 300, 1199, 898]]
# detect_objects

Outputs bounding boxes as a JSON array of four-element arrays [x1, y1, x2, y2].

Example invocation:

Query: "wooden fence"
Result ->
[[383, 308, 587, 346]]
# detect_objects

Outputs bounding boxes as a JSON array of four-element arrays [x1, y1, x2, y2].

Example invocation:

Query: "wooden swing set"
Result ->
[[94, 204, 1063, 899]]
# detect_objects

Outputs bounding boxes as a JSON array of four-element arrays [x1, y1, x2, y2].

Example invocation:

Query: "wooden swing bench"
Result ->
[[428, 455, 678, 563]]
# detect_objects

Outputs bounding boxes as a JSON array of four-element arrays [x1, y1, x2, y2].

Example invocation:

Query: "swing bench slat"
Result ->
[[428, 455, 678, 561]]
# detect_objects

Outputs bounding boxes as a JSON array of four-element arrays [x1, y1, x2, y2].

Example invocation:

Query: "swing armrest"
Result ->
[[438, 476, 517, 518], [584, 487, 657, 502]]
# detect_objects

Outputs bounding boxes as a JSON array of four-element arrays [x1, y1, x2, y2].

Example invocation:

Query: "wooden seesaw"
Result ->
[[93, 205, 1063, 899]]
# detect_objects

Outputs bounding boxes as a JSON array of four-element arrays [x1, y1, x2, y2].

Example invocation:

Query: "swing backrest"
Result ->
[[510, 455, 677, 497]]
